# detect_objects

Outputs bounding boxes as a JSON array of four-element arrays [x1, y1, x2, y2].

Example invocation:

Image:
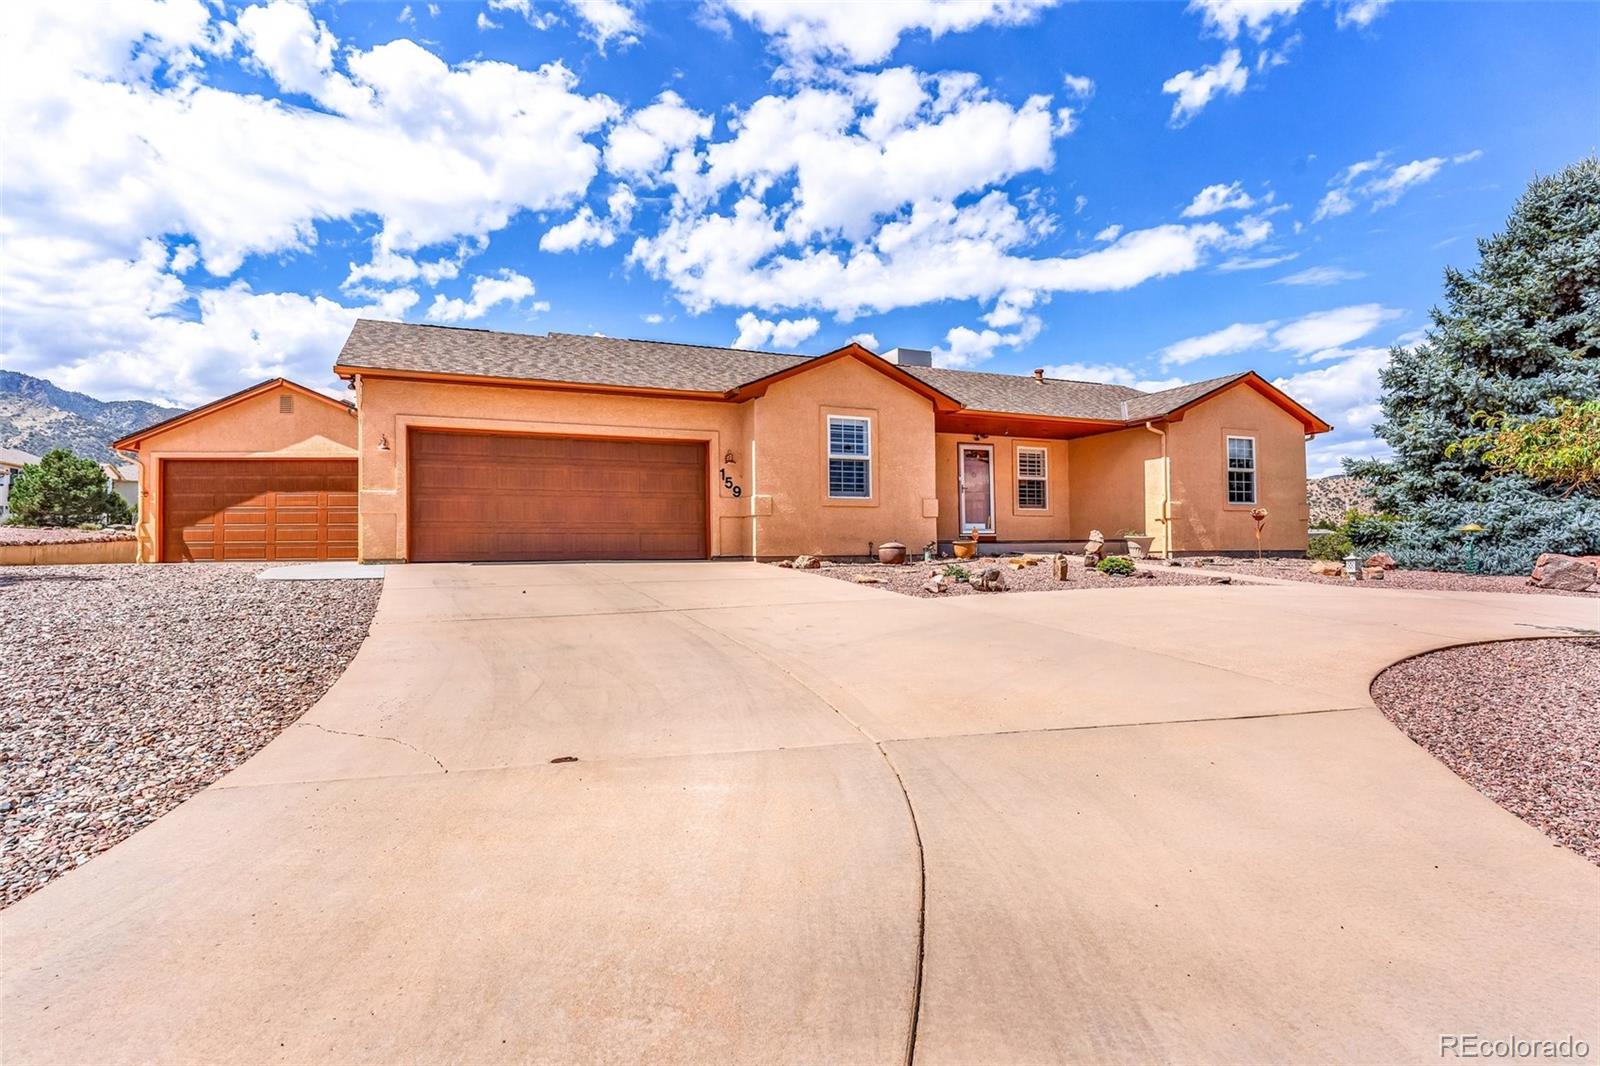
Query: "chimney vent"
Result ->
[[1033, 368, 1044, 382], [882, 347, 932, 368]]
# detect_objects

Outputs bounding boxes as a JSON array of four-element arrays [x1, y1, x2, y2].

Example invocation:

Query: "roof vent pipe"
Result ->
[[882, 347, 933, 367], [1033, 368, 1044, 382], [1120, 399, 1130, 420]]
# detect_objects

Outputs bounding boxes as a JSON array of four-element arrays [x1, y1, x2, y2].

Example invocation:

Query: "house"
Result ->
[[113, 320, 1331, 564], [101, 461, 140, 515], [0, 447, 41, 523]]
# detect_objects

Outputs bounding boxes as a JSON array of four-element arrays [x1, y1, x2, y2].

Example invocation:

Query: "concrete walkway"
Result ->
[[3, 563, 1596, 1063]]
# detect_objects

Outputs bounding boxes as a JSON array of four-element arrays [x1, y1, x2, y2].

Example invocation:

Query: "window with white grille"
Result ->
[[827, 416, 871, 498], [1226, 436, 1256, 504], [1016, 446, 1047, 509]]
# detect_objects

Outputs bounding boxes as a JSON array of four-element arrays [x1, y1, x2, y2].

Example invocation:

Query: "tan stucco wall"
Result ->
[[934, 434, 1069, 542], [1167, 384, 1311, 553], [749, 358, 937, 558], [1067, 427, 1167, 551], [129, 384, 358, 562]]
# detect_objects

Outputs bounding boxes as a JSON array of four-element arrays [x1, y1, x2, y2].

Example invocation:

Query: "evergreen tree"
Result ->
[[1346, 157, 1600, 573], [5, 449, 133, 527]]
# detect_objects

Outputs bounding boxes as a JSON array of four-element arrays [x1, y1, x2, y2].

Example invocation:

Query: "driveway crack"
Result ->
[[302, 722, 448, 773]]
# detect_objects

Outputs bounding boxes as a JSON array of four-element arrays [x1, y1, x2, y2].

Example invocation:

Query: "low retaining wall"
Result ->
[[0, 541, 137, 566]]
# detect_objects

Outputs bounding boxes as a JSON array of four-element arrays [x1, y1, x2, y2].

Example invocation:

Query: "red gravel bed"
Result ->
[[0, 526, 136, 546], [1372, 638, 1600, 864], [0, 564, 382, 907], [779, 556, 1225, 597], [1200, 557, 1596, 597]]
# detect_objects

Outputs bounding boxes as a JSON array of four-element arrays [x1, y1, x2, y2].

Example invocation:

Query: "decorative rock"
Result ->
[[970, 567, 1007, 591], [1528, 552, 1599, 592], [1362, 566, 1386, 581], [1310, 559, 1345, 577], [1126, 541, 1146, 560], [1051, 554, 1069, 581], [792, 555, 821, 569], [1365, 552, 1399, 570], [1083, 529, 1105, 566], [772, 559, 794, 568], [921, 577, 947, 594], [852, 574, 885, 584], [1210, 576, 1233, 585], [1133, 569, 1154, 580]]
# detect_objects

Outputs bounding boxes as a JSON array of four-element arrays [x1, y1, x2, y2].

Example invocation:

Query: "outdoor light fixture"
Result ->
[[1457, 523, 1485, 574], [723, 450, 736, 464], [378, 434, 390, 451], [1343, 552, 1361, 582]]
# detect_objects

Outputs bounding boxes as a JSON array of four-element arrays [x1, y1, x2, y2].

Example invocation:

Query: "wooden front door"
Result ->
[[958, 443, 995, 535], [407, 430, 709, 562], [161, 459, 358, 562]]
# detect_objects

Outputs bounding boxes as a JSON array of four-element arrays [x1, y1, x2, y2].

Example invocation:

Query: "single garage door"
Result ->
[[408, 430, 708, 562], [162, 459, 358, 562]]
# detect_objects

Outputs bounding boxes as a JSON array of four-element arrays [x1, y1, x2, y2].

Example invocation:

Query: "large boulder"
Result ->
[[970, 567, 1007, 591], [792, 555, 821, 569], [1050, 554, 1069, 581], [1528, 553, 1599, 592], [1364, 552, 1398, 570], [1310, 560, 1345, 577]]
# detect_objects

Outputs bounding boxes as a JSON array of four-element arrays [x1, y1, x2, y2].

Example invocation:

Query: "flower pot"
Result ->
[[1124, 536, 1154, 559], [953, 539, 977, 560], [878, 541, 907, 565]]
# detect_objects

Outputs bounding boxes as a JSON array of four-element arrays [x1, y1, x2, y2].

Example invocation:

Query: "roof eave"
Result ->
[[727, 344, 964, 411], [112, 378, 353, 451]]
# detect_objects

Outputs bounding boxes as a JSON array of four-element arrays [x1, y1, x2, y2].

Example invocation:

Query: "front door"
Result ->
[[958, 444, 995, 535]]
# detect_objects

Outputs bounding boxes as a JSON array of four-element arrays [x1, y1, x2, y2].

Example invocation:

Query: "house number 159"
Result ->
[[719, 468, 743, 497]]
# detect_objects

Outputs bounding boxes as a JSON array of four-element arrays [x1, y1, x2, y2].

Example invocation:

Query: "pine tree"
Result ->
[[1346, 157, 1600, 573], [5, 449, 134, 527]]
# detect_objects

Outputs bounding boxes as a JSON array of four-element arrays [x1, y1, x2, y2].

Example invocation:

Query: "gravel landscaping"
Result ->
[[0, 526, 136, 546], [0, 564, 381, 907], [1372, 637, 1600, 865], [1194, 556, 1597, 597], [779, 555, 1225, 597]]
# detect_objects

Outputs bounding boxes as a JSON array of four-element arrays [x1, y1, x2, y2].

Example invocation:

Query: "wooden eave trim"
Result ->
[[112, 378, 353, 451], [336, 365, 730, 402], [1158, 373, 1334, 435], [727, 345, 964, 412], [952, 408, 1127, 428]]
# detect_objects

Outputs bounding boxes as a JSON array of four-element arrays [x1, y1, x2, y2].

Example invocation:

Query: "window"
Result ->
[[1226, 436, 1256, 504], [1016, 446, 1047, 510], [827, 416, 871, 498]]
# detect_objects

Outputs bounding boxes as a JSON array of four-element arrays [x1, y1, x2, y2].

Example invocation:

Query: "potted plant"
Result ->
[[953, 537, 978, 560], [1118, 529, 1155, 559]]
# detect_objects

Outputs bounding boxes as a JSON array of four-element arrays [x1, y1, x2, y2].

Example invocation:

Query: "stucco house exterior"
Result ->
[[0, 447, 42, 523], [114, 319, 1330, 564]]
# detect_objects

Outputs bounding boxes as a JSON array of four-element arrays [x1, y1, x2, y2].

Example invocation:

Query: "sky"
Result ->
[[1, 1, 1595, 475]]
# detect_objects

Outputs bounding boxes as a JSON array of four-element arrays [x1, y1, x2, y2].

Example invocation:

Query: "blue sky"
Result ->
[[1, 0, 1595, 473]]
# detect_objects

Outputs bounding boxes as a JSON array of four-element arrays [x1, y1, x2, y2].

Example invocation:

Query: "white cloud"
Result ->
[[731, 312, 819, 351], [1336, 0, 1392, 29], [1274, 265, 1365, 286], [848, 332, 880, 350], [425, 270, 546, 322], [1161, 322, 1274, 366], [476, 12, 500, 31], [487, 0, 560, 31], [642, 312, 665, 324], [1073, 195, 1088, 215], [933, 301, 1043, 369], [1274, 345, 1391, 474], [1041, 362, 1184, 393], [1061, 72, 1094, 99], [1093, 224, 1123, 242], [540, 186, 636, 253], [1182, 181, 1256, 217], [1215, 252, 1296, 272], [1162, 49, 1248, 127], [1187, 0, 1305, 41], [1271, 303, 1401, 355], [604, 90, 712, 181], [1314, 150, 1481, 222], [563, 0, 641, 51], [715, 0, 1062, 69]]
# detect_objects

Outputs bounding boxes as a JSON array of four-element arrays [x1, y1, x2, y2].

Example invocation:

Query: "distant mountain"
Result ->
[[1307, 474, 1376, 526], [0, 370, 182, 463]]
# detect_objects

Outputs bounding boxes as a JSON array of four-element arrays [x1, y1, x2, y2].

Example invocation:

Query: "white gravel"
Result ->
[[0, 563, 381, 907]]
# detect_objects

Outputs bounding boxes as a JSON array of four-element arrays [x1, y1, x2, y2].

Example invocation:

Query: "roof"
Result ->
[[0, 447, 41, 468], [112, 378, 355, 450], [332, 320, 1331, 433], [101, 461, 140, 481]]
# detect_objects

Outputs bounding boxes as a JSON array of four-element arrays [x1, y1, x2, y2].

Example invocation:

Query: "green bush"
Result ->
[[941, 563, 970, 581], [1096, 555, 1136, 577], [5, 449, 133, 527], [1307, 531, 1354, 561], [1340, 509, 1397, 553]]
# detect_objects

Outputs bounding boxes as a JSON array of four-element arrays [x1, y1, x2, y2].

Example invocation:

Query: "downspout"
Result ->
[[1143, 421, 1172, 557]]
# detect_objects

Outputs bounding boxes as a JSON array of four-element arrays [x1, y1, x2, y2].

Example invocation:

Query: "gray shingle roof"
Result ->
[[334, 320, 1323, 429]]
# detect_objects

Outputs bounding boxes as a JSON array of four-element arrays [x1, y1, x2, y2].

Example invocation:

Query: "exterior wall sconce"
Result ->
[[723, 450, 736, 464], [378, 434, 391, 451]]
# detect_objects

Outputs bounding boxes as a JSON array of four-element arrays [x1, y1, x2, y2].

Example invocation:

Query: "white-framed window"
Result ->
[[1016, 446, 1047, 510], [827, 415, 871, 498], [1226, 436, 1256, 504]]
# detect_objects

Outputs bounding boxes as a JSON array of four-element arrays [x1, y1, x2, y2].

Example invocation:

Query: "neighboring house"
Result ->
[[101, 461, 140, 515], [0, 447, 42, 523], [114, 320, 1331, 564]]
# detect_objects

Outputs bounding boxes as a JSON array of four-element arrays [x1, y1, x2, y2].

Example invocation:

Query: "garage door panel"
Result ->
[[409, 430, 708, 562], [162, 460, 358, 563]]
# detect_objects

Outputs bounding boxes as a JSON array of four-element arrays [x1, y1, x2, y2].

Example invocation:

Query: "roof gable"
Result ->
[[726, 343, 962, 411], [112, 378, 353, 450]]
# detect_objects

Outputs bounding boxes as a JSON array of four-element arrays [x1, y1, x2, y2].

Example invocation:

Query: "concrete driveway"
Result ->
[[3, 562, 1597, 1063]]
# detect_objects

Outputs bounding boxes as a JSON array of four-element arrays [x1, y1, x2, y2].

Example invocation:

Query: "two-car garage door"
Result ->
[[407, 430, 708, 562]]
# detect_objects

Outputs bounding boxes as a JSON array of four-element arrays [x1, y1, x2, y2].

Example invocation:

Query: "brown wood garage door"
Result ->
[[162, 459, 358, 562], [408, 430, 708, 562]]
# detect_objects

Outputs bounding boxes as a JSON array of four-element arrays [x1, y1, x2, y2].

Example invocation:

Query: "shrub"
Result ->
[[1341, 509, 1397, 553], [1096, 555, 1136, 577], [941, 563, 970, 581], [5, 449, 133, 527], [1307, 531, 1353, 561]]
